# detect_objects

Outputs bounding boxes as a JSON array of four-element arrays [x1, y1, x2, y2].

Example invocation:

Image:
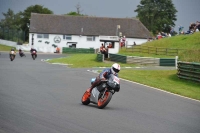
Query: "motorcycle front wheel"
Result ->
[[97, 91, 112, 109], [32, 55, 36, 60], [10, 55, 14, 61], [81, 91, 90, 105]]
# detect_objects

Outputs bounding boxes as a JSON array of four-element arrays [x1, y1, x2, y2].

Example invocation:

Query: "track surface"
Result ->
[[0, 52, 200, 133]]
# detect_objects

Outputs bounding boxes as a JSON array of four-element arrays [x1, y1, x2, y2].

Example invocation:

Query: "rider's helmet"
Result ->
[[11, 48, 15, 51], [19, 49, 21, 51], [111, 63, 120, 74]]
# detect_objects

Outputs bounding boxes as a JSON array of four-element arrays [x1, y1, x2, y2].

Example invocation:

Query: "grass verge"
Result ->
[[0, 44, 15, 51], [120, 69, 200, 100]]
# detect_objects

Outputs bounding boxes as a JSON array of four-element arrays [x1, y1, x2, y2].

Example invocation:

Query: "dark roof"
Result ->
[[30, 13, 152, 39]]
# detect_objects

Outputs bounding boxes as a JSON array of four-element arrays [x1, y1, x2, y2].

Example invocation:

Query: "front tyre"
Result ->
[[10, 55, 14, 61], [32, 54, 36, 60], [81, 91, 90, 105], [98, 91, 112, 109]]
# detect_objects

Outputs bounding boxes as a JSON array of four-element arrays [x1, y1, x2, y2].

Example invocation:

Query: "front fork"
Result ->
[[100, 89, 115, 99]]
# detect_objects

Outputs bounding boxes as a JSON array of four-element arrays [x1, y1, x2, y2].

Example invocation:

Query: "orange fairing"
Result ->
[[98, 91, 109, 106], [82, 91, 90, 102]]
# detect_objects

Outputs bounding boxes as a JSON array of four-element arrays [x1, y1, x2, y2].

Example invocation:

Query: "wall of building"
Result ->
[[29, 33, 102, 49], [28, 33, 148, 53]]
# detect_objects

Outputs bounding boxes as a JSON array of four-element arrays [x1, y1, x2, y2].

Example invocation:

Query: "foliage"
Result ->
[[65, 11, 86, 16], [135, 0, 177, 34], [0, 8, 22, 30], [0, 5, 53, 42]]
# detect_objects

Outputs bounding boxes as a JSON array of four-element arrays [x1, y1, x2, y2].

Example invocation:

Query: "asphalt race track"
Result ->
[[0, 52, 200, 133]]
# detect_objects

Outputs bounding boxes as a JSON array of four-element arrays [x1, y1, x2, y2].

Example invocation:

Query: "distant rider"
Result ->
[[9, 48, 16, 58], [30, 48, 37, 58], [87, 63, 121, 96], [19, 49, 26, 57]]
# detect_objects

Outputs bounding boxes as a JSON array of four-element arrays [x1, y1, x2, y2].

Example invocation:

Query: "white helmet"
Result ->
[[111, 63, 120, 74]]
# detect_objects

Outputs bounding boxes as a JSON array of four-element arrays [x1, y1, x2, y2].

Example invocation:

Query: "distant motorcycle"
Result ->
[[31, 51, 37, 60], [19, 51, 26, 57], [10, 51, 15, 61], [81, 74, 120, 109]]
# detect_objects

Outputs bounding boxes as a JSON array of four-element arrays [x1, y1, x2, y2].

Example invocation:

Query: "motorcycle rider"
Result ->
[[9, 48, 16, 58], [30, 48, 37, 58], [87, 63, 121, 95], [19, 49, 26, 57]]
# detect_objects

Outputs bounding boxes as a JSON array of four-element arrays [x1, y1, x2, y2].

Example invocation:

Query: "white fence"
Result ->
[[0, 39, 56, 53]]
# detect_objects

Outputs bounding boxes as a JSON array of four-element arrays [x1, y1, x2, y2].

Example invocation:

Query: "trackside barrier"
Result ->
[[109, 53, 127, 63], [107, 54, 176, 66], [62, 47, 95, 54], [96, 53, 104, 62], [177, 62, 200, 83], [126, 56, 160, 66], [160, 58, 176, 66]]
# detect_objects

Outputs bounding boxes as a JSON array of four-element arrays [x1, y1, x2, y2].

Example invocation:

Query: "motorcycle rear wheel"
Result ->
[[81, 91, 90, 105], [97, 91, 112, 109]]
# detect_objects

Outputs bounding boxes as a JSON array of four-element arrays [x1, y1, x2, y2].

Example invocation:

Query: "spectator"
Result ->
[[107, 43, 112, 48], [120, 37, 123, 48], [157, 32, 162, 40], [122, 36, 126, 47], [55, 47, 60, 53], [100, 43, 107, 54], [170, 27, 175, 36], [167, 33, 171, 37], [178, 26, 184, 34], [134, 42, 136, 45], [161, 32, 167, 38]]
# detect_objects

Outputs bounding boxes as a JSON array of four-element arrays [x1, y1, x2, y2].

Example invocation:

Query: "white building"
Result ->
[[29, 13, 152, 53]]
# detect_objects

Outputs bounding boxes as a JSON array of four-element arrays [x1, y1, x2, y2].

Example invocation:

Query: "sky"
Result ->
[[0, 0, 200, 32]]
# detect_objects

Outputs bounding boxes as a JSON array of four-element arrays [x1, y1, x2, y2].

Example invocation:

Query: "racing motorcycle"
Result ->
[[19, 51, 26, 57], [10, 51, 15, 61], [31, 51, 37, 60], [81, 74, 120, 109]]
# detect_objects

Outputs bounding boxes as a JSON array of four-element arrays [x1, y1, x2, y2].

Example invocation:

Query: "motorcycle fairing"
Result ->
[[90, 87, 100, 104]]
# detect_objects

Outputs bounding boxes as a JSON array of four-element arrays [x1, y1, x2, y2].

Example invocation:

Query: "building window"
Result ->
[[37, 34, 49, 39], [43, 34, 49, 39], [63, 35, 72, 40], [87, 36, 95, 41]]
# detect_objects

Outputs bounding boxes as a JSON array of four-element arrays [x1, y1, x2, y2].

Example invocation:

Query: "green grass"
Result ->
[[119, 32, 200, 62], [142, 32, 200, 49], [120, 70, 200, 100], [0, 44, 15, 51], [48, 54, 138, 68]]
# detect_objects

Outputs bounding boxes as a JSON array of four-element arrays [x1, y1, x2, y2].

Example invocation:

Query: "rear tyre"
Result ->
[[81, 91, 90, 105], [97, 91, 112, 109]]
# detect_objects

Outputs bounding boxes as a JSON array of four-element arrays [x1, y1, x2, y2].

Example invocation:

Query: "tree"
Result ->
[[21, 4, 53, 41], [0, 8, 22, 29], [135, 0, 177, 34], [64, 3, 86, 16], [75, 2, 83, 15]]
